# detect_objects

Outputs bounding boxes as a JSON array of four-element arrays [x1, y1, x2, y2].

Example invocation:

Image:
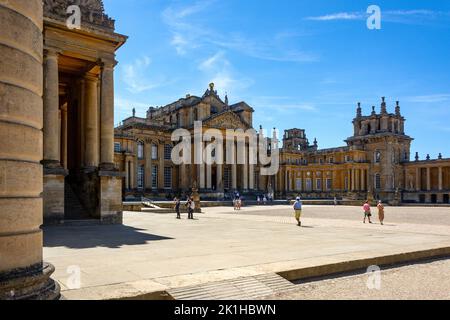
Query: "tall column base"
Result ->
[[43, 169, 68, 225], [0, 263, 60, 300], [99, 171, 125, 225]]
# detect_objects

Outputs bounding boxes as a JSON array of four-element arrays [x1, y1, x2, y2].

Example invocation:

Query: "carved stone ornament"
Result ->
[[205, 112, 249, 130], [43, 0, 115, 30]]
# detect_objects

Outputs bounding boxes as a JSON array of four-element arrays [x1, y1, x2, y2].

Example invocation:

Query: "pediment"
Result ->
[[203, 111, 250, 130]]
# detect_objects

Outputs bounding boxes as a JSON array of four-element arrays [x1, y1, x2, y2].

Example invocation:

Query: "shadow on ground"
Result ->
[[43, 224, 173, 249]]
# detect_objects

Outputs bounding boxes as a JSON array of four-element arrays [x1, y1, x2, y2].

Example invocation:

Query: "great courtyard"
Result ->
[[43, 205, 450, 300]]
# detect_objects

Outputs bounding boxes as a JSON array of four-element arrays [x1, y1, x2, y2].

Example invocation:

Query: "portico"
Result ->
[[42, 1, 127, 224]]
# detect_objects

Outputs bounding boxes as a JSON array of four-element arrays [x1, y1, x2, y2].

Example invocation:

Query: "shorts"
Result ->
[[295, 210, 302, 220], [364, 211, 372, 217]]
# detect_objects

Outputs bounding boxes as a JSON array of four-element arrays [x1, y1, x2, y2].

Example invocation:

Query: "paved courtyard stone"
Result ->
[[43, 205, 450, 300]]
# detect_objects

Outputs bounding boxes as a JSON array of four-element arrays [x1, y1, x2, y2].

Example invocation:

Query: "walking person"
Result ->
[[363, 200, 373, 224], [174, 197, 181, 219], [186, 197, 193, 220], [377, 200, 385, 225], [293, 197, 303, 227], [189, 197, 196, 219], [334, 196, 338, 206]]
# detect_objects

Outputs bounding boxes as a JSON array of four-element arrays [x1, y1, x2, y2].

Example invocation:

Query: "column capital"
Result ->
[[98, 59, 117, 70], [43, 47, 62, 59], [84, 73, 99, 82]]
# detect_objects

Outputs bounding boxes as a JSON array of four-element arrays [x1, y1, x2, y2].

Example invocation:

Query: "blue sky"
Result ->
[[104, 0, 450, 159]]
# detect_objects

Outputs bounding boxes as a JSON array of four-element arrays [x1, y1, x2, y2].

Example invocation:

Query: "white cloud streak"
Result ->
[[306, 9, 450, 23], [122, 56, 174, 94], [162, 1, 318, 62]]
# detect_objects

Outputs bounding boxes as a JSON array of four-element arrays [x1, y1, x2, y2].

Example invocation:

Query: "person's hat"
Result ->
[[296, 197, 300, 200]]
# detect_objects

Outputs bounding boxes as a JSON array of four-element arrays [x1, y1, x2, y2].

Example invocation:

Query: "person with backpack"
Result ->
[[293, 197, 303, 227]]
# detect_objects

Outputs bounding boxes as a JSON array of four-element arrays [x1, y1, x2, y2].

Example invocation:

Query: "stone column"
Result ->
[[206, 165, 212, 190], [99, 61, 115, 170], [42, 48, 61, 168], [416, 167, 421, 191], [351, 169, 355, 191], [249, 164, 255, 190], [243, 163, 248, 191], [426, 167, 431, 191], [0, 0, 59, 299], [361, 169, 366, 191], [145, 144, 153, 190], [125, 157, 130, 190], [217, 164, 223, 191], [84, 74, 99, 168], [232, 163, 237, 190], [438, 167, 443, 191], [61, 104, 68, 169]]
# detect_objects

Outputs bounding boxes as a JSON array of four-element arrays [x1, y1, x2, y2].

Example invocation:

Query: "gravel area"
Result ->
[[264, 258, 450, 300]]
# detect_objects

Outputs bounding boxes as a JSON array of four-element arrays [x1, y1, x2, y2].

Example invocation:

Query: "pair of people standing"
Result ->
[[363, 200, 385, 225], [174, 197, 196, 220]]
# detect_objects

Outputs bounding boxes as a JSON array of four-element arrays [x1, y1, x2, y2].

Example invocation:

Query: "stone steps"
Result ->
[[167, 273, 296, 300], [64, 182, 89, 219]]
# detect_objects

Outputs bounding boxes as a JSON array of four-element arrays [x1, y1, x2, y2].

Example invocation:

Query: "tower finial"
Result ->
[[371, 106, 376, 115], [395, 101, 401, 116], [356, 102, 362, 117], [381, 97, 387, 114]]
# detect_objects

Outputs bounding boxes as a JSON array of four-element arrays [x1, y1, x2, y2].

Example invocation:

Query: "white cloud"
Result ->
[[306, 12, 363, 21], [197, 51, 254, 97], [162, 1, 318, 63], [306, 9, 450, 24], [122, 56, 173, 94]]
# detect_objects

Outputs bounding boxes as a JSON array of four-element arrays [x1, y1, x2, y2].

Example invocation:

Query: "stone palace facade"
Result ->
[[116, 95, 450, 205]]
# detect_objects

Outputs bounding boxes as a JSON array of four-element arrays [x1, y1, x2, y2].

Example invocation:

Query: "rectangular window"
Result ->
[[114, 142, 121, 153], [137, 142, 144, 160], [326, 179, 332, 191], [316, 179, 322, 191], [151, 166, 158, 189], [329, 157, 334, 164], [137, 165, 145, 189], [375, 174, 381, 190], [164, 144, 172, 160], [164, 167, 172, 189], [296, 179, 302, 191], [306, 178, 312, 191], [151, 144, 158, 160]]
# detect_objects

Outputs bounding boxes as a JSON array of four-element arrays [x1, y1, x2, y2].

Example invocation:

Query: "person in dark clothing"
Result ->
[[174, 197, 181, 219], [186, 197, 195, 220]]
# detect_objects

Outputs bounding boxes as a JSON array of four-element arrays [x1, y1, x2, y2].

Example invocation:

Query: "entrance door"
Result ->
[[431, 194, 437, 203], [444, 194, 450, 204]]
